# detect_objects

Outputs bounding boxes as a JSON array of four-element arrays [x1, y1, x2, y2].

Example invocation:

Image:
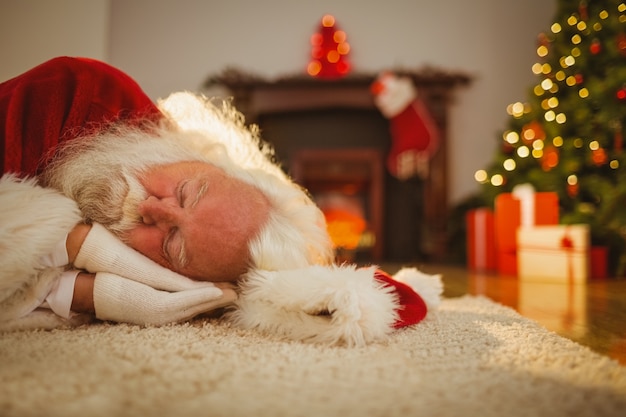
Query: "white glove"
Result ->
[[93, 272, 237, 325], [74, 223, 208, 291]]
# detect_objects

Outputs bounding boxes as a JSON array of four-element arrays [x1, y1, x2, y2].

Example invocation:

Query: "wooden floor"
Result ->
[[382, 263, 626, 366]]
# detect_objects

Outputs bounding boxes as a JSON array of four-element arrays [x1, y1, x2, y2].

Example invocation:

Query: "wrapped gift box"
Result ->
[[494, 190, 559, 276], [517, 224, 590, 283], [466, 208, 496, 272]]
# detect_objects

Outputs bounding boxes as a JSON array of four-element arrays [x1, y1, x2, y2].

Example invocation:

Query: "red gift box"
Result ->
[[466, 208, 496, 272], [590, 246, 608, 280], [494, 190, 559, 276]]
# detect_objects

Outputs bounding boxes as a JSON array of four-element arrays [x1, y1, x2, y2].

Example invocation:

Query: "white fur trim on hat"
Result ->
[[228, 265, 399, 347], [373, 74, 417, 118], [392, 267, 443, 309]]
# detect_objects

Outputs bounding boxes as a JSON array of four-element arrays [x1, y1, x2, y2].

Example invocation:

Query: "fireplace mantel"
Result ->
[[204, 68, 472, 262], [205, 67, 471, 121]]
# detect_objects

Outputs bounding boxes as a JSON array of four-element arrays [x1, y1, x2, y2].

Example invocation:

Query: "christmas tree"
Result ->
[[476, 0, 626, 273], [307, 14, 351, 78]]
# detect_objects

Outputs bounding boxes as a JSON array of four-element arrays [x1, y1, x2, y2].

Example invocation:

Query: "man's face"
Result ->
[[121, 161, 269, 282]]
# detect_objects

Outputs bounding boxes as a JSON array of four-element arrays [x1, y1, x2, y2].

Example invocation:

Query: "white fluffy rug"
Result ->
[[1, 295, 625, 417]]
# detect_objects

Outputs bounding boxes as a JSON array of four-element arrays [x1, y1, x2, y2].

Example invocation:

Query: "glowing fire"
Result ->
[[323, 208, 367, 250]]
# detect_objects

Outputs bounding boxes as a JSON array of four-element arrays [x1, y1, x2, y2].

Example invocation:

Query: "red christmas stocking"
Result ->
[[371, 72, 439, 180]]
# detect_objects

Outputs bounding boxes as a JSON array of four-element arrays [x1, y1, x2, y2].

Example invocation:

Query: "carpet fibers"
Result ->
[[1, 295, 625, 417]]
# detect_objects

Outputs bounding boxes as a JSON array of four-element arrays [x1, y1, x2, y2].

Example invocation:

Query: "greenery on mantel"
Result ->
[[203, 66, 473, 90]]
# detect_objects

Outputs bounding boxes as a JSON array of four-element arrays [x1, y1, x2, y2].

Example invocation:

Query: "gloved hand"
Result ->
[[93, 272, 237, 325], [74, 223, 210, 291]]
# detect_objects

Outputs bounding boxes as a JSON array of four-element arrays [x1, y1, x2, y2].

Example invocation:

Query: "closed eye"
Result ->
[[162, 226, 178, 265], [191, 178, 209, 209], [163, 226, 187, 269]]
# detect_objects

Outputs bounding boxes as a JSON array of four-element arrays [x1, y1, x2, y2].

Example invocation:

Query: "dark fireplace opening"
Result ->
[[258, 107, 426, 263], [258, 108, 389, 160]]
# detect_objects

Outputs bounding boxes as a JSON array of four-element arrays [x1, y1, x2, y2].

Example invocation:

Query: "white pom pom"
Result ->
[[373, 74, 417, 118], [392, 267, 443, 308]]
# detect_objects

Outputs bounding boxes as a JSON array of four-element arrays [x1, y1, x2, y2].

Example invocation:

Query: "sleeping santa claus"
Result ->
[[0, 57, 442, 346]]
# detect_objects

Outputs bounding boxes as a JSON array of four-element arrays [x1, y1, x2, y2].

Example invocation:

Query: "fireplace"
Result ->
[[291, 148, 384, 262], [205, 68, 471, 263]]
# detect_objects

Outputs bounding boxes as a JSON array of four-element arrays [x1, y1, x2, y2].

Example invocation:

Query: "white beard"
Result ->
[[40, 124, 212, 238], [108, 173, 147, 236]]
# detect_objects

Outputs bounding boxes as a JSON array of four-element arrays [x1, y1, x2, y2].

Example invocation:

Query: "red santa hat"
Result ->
[[0, 56, 163, 176]]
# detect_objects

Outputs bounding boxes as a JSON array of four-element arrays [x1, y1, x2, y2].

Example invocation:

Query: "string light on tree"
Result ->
[[542, 145, 559, 170], [567, 174, 579, 197], [307, 14, 351, 79], [590, 38, 602, 54]]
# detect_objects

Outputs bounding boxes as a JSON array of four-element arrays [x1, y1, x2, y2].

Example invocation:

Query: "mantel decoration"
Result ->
[[307, 14, 351, 78], [371, 72, 441, 180], [204, 66, 472, 91]]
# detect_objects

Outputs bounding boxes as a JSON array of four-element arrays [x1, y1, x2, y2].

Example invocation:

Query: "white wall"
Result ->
[[0, 0, 556, 205], [0, 0, 110, 81]]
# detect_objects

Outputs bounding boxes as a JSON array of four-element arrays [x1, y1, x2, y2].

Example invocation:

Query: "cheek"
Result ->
[[140, 166, 180, 199], [124, 226, 168, 268]]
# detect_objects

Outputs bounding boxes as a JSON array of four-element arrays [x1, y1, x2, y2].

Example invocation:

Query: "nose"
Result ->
[[138, 196, 179, 229]]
